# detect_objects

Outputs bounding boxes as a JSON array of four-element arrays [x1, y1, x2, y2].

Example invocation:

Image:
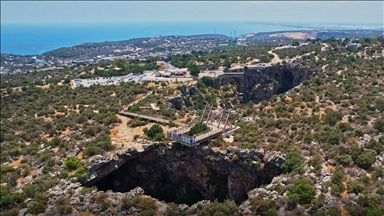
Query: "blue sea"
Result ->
[[1, 21, 380, 55], [1, 21, 316, 55]]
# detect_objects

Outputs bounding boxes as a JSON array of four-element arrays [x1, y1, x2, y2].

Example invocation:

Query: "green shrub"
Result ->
[[374, 118, 384, 132], [0, 209, 19, 216], [281, 151, 304, 174], [121, 196, 157, 212], [337, 122, 354, 132], [28, 201, 47, 214], [80, 186, 97, 195], [188, 122, 209, 135], [64, 156, 81, 171], [23, 184, 39, 198], [250, 198, 277, 216], [347, 180, 366, 194], [356, 194, 381, 208], [366, 138, 384, 154], [71, 166, 89, 183], [101, 201, 111, 211], [335, 154, 353, 166], [201, 199, 239, 216], [147, 124, 164, 140], [0, 186, 23, 209], [356, 149, 377, 170], [127, 118, 147, 127], [287, 180, 316, 205], [326, 206, 342, 216], [372, 167, 384, 180], [140, 209, 156, 216], [322, 109, 342, 126], [165, 203, 182, 216], [83, 133, 115, 157]]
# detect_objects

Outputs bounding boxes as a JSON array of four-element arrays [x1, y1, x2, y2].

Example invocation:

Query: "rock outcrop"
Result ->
[[213, 64, 313, 104], [245, 65, 313, 103]]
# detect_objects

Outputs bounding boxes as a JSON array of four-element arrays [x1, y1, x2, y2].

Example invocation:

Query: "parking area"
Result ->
[[72, 71, 193, 88]]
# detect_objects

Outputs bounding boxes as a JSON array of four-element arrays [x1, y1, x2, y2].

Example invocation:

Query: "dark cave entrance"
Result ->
[[276, 70, 294, 94], [91, 149, 244, 205]]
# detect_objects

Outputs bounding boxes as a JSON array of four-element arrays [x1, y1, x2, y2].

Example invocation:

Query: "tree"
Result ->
[[223, 59, 231, 68], [64, 156, 81, 171], [356, 149, 376, 170], [347, 180, 365, 194], [188, 64, 200, 76], [366, 138, 384, 155], [5, 86, 12, 94], [114, 59, 128, 69], [291, 41, 300, 46], [189, 122, 209, 135], [374, 117, 384, 132], [147, 124, 164, 140], [281, 151, 304, 174], [287, 180, 316, 205]]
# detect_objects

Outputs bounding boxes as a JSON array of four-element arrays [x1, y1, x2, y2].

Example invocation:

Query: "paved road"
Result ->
[[119, 111, 186, 127], [157, 61, 176, 70]]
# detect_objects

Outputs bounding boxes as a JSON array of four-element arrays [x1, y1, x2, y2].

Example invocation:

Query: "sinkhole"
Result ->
[[90, 146, 281, 205], [276, 70, 294, 94]]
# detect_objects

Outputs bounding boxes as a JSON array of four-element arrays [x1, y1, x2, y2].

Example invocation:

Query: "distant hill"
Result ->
[[6, 30, 382, 61], [245, 30, 383, 41], [187, 34, 229, 39]]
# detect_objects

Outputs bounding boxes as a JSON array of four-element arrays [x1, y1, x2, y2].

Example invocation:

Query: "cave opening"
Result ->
[[91, 149, 236, 205], [92, 153, 209, 205], [277, 70, 294, 94], [89, 147, 276, 205]]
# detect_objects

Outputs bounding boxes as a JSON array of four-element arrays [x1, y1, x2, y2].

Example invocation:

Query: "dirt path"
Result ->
[[340, 182, 349, 216], [268, 50, 282, 64], [110, 114, 178, 152]]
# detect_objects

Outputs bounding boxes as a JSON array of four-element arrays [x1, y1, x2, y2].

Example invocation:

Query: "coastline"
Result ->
[[0, 21, 323, 55]]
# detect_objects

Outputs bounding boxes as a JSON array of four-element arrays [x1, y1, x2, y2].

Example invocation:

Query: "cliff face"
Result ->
[[86, 144, 284, 204], [245, 65, 312, 103], [167, 85, 197, 110], [211, 65, 313, 104]]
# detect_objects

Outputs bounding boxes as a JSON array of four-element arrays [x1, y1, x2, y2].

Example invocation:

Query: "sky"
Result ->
[[1, 1, 383, 24]]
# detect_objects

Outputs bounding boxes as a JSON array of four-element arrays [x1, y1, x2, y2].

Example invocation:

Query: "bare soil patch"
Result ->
[[9, 158, 23, 166], [326, 164, 336, 172], [135, 94, 145, 100], [270, 32, 316, 40], [109, 114, 177, 152]]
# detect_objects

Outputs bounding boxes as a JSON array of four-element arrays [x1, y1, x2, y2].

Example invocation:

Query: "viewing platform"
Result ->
[[166, 105, 239, 146]]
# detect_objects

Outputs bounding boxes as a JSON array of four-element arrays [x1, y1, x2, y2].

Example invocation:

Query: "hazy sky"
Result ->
[[1, 1, 383, 24]]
